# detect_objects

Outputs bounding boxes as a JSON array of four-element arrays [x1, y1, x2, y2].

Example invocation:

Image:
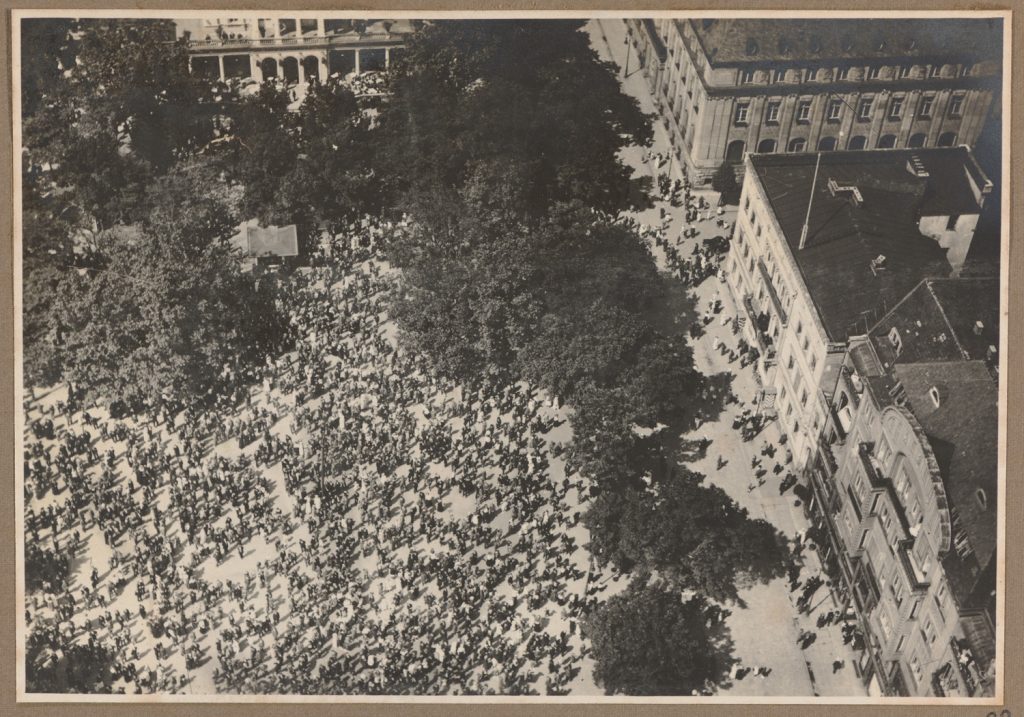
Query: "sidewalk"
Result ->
[[586, 18, 866, 697]]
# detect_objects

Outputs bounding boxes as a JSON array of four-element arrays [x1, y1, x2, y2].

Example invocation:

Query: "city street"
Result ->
[[587, 18, 865, 697]]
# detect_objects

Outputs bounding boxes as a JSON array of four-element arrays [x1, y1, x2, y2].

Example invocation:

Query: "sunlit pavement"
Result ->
[[587, 18, 866, 697]]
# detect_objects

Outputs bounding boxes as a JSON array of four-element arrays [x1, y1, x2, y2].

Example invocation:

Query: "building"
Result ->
[[174, 18, 417, 88], [624, 18, 1003, 184], [722, 147, 991, 471], [230, 219, 299, 270], [804, 277, 998, 696]]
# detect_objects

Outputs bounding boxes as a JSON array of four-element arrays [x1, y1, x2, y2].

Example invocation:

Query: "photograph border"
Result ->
[[2, 4, 1018, 714]]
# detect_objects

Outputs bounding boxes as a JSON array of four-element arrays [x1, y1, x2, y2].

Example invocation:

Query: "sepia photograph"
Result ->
[[11, 10, 1009, 703]]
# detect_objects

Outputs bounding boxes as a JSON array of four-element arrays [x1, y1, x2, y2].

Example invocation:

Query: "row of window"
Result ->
[[739, 63, 973, 86], [734, 94, 963, 127], [735, 130, 957, 158]]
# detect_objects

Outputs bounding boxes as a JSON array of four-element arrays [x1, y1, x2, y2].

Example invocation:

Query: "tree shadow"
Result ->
[[626, 175, 655, 212]]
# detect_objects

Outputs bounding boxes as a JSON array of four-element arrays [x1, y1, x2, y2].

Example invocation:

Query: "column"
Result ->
[[385, 48, 390, 69], [317, 19, 325, 37], [776, 95, 798, 151], [865, 90, 889, 149], [837, 91, 860, 148], [297, 56, 306, 86], [249, 54, 258, 80], [354, 49, 361, 74], [925, 89, 953, 146], [218, 55, 225, 81], [896, 91, 920, 147], [806, 92, 829, 149], [745, 96, 766, 151]]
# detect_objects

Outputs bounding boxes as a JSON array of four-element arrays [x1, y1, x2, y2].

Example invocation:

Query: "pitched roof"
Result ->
[[688, 18, 1003, 65], [230, 220, 299, 258], [750, 148, 988, 341], [893, 360, 998, 607], [869, 277, 1000, 368]]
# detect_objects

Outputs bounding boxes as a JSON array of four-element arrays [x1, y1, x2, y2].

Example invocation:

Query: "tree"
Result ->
[[710, 161, 740, 205], [585, 468, 791, 603], [378, 20, 652, 220], [586, 580, 734, 695], [52, 182, 285, 409]]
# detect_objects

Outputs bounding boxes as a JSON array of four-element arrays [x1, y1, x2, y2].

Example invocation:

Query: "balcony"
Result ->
[[641, 18, 668, 64], [858, 443, 889, 490], [896, 540, 930, 592], [742, 295, 777, 362], [185, 31, 407, 51], [757, 259, 789, 325], [819, 435, 839, 475]]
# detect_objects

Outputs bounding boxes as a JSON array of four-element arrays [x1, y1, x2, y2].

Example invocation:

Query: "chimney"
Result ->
[[973, 320, 984, 336]]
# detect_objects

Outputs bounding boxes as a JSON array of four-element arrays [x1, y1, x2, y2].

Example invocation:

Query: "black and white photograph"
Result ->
[[12, 11, 1008, 702]]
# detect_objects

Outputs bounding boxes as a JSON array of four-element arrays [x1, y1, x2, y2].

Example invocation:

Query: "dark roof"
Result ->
[[688, 18, 1003, 65], [230, 220, 299, 258], [868, 277, 1000, 368], [893, 360, 998, 607], [750, 148, 987, 341]]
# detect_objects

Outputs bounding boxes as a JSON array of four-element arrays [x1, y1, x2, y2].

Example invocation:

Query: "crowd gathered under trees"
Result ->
[[21, 18, 792, 695]]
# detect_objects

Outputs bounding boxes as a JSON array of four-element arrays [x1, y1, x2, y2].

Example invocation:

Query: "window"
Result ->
[[892, 570, 904, 607], [889, 96, 904, 120], [735, 103, 750, 125], [909, 598, 921, 620], [765, 101, 781, 123], [922, 617, 937, 645], [788, 137, 807, 152], [898, 65, 912, 78], [848, 135, 868, 150], [960, 63, 973, 77], [838, 67, 850, 80], [929, 385, 941, 408], [796, 100, 812, 122], [878, 607, 893, 640], [877, 134, 897, 149], [827, 98, 843, 121], [788, 354, 796, 370], [796, 321, 803, 336], [757, 139, 777, 153], [773, 68, 786, 83], [741, 69, 755, 84], [948, 95, 965, 117], [895, 635, 906, 653], [800, 389, 808, 407], [809, 354, 817, 370], [857, 97, 873, 121], [867, 66, 881, 80], [976, 488, 988, 509], [910, 651, 924, 685], [919, 95, 934, 119], [929, 65, 941, 78], [947, 214, 959, 231]]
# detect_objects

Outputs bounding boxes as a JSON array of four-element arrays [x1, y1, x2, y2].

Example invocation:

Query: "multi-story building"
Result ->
[[174, 18, 417, 88], [624, 19, 1003, 184], [723, 147, 991, 470], [805, 277, 998, 696]]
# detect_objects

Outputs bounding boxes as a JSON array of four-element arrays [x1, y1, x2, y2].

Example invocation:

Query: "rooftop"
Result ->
[[749, 148, 988, 341], [893, 360, 998, 606], [230, 220, 299, 258], [869, 277, 1000, 369], [687, 18, 1003, 65]]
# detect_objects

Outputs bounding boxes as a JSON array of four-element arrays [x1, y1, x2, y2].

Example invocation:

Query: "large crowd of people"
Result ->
[[23, 215, 604, 695]]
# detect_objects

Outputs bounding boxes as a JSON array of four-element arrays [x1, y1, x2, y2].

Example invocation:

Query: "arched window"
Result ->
[[848, 135, 867, 150], [301, 55, 320, 83], [938, 131, 957, 147], [787, 137, 807, 152], [260, 57, 279, 81], [726, 140, 746, 163], [757, 139, 777, 153], [282, 56, 300, 85], [877, 134, 897, 149], [817, 136, 837, 151], [908, 133, 927, 148]]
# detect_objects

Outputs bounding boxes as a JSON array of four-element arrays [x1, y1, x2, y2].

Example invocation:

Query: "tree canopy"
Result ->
[[585, 468, 792, 603], [586, 581, 734, 695]]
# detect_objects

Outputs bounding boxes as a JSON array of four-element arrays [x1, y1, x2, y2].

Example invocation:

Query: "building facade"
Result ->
[[174, 18, 416, 89], [624, 19, 1002, 184], [723, 147, 990, 471], [804, 277, 998, 696]]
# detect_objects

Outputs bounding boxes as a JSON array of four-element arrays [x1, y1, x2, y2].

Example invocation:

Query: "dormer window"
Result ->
[[929, 385, 941, 408], [976, 489, 988, 510], [888, 327, 902, 355]]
